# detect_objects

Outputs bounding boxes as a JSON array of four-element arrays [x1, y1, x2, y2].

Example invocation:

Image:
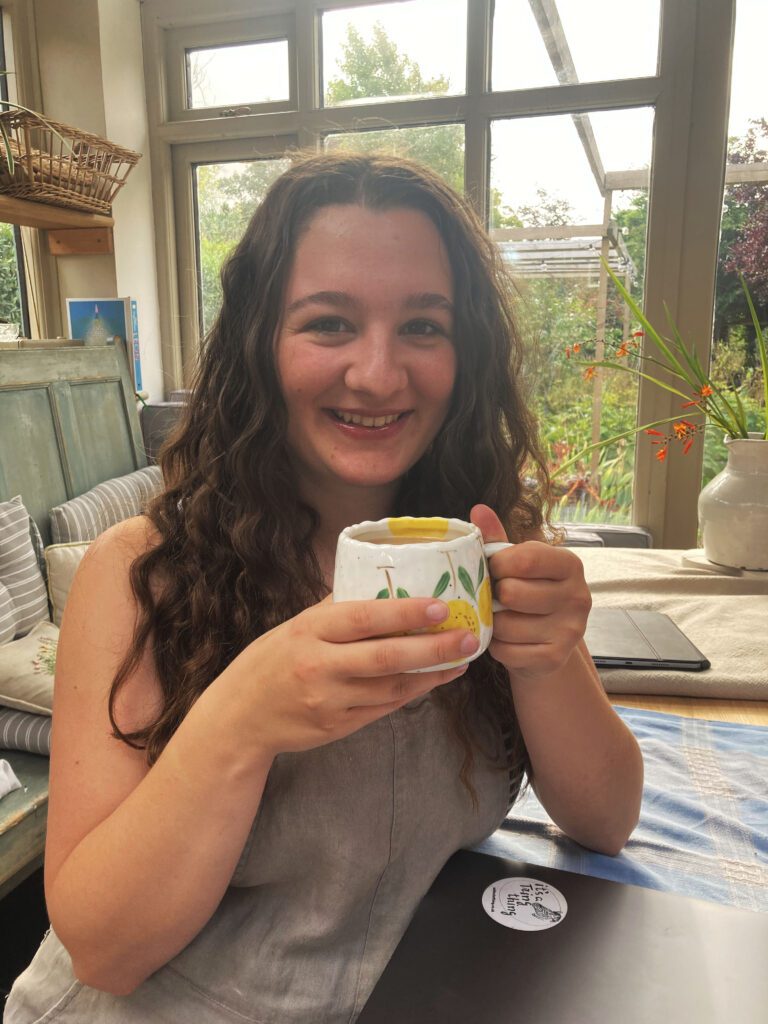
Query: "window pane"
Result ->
[[186, 40, 290, 109], [491, 109, 653, 226], [195, 158, 291, 334], [729, 0, 765, 138], [492, 0, 660, 92], [709, 0, 768, 488], [0, 223, 24, 335], [322, 0, 467, 107], [490, 110, 653, 524], [324, 124, 465, 192]]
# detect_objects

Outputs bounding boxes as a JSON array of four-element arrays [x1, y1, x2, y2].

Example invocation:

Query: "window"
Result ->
[[0, 9, 29, 338], [163, 15, 295, 121], [321, 0, 467, 106], [325, 124, 465, 191], [709, 0, 768, 486], [186, 40, 290, 110], [194, 156, 292, 334], [145, 0, 740, 547], [492, 0, 660, 92], [490, 108, 653, 523]]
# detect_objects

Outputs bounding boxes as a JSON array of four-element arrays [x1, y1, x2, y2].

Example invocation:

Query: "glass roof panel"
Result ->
[[493, 0, 660, 92]]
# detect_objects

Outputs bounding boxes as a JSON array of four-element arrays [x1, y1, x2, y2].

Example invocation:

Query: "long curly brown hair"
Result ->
[[110, 153, 551, 802]]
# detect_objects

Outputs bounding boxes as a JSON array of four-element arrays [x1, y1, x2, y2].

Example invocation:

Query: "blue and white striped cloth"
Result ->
[[476, 706, 768, 913]]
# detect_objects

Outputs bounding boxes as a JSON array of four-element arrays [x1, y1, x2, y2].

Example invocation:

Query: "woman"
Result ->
[[6, 153, 642, 1023]]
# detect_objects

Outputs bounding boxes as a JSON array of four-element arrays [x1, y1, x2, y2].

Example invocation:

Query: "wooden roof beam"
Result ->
[[527, 0, 606, 197]]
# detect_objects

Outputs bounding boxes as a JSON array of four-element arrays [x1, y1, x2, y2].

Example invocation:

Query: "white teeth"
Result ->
[[336, 411, 401, 427]]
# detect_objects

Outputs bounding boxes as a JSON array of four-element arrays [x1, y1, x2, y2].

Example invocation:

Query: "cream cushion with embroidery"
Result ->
[[0, 620, 59, 715], [44, 542, 91, 627]]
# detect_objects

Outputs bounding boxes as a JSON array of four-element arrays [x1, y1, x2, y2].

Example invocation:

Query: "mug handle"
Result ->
[[483, 541, 514, 613]]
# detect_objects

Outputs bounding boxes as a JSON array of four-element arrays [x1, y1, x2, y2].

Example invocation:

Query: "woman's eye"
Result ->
[[401, 319, 445, 338], [305, 317, 350, 335]]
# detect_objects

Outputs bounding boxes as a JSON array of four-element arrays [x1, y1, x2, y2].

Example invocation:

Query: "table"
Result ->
[[0, 751, 48, 900], [574, 546, 768, 703]]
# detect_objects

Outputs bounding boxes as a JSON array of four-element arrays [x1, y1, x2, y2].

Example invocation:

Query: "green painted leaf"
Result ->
[[376, 588, 390, 599], [432, 571, 450, 598], [477, 558, 485, 587], [458, 566, 475, 599], [396, 587, 410, 598]]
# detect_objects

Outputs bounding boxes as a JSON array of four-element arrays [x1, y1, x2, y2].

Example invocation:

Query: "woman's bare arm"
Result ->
[[471, 504, 643, 856], [44, 519, 274, 995], [509, 641, 643, 855]]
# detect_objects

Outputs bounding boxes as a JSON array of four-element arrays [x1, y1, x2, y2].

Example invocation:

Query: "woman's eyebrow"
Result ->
[[403, 293, 454, 314], [284, 291, 454, 316], [285, 291, 357, 316]]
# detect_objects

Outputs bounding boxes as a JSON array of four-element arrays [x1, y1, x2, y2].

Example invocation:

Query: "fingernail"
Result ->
[[460, 633, 480, 655], [425, 601, 448, 622]]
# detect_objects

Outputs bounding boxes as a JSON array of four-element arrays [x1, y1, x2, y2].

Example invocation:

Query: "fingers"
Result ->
[[343, 663, 468, 709], [315, 596, 454, 643], [470, 503, 509, 544], [491, 608, 586, 648], [488, 540, 582, 582], [334, 626, 480, 678]]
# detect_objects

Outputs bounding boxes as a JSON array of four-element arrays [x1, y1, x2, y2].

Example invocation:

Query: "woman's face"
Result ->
[[276, 203, 456, 499]]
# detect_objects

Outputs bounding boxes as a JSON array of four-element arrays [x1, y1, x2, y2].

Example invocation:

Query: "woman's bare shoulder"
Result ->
[[85, 514, 161, 560]]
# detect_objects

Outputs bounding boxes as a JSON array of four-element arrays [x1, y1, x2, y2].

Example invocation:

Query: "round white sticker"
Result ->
[[482, 877, 568, 931]]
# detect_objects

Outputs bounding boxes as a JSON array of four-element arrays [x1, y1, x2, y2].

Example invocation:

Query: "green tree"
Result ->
[[196, 158, 290, 332], [0, 223, 22, 325], [325, 23, 449, 105], [614, 190, 647, 287], [324, 22, 464, 194]]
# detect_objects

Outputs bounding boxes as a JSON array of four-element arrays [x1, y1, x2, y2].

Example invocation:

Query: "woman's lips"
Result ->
[[324, 409, 412, 439]]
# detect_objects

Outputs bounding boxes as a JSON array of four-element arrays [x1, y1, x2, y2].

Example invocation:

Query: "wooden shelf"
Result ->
[[0, 194, 113, 230]]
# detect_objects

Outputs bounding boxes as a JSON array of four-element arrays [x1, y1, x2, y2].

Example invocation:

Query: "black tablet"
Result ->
[[584, 607, 710, 671]]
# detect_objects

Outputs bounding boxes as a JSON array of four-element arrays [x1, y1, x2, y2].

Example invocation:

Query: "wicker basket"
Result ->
[[0, 109, 141, 215]]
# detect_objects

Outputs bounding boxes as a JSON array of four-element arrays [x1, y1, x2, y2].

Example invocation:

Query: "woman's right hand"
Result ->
[[216, 598, 480, 757]]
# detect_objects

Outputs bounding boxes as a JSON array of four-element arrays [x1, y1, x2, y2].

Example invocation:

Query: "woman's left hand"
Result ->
[[470, 504, 592, 682]]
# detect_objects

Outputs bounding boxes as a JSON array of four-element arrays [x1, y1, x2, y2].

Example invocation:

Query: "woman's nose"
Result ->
[[343, 334, 408, 396]]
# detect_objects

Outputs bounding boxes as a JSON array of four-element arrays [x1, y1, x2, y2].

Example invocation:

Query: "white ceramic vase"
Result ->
[[698, 432, 768, 571]]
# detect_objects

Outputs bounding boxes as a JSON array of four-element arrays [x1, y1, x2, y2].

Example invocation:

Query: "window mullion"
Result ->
[[636, 0, 735, 548]]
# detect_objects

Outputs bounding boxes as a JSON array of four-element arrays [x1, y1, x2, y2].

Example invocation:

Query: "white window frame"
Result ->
[[172, 136, 298, 379], [141, 0, 738, 549], [165, 15, 297, 122]]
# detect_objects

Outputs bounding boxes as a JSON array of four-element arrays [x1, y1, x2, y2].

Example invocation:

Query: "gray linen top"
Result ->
[[6, 687, 518, 1024]]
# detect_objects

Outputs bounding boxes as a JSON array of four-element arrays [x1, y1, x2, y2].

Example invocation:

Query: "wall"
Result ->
[[31, 0, 163, 400], [97, 0, 163, 401]]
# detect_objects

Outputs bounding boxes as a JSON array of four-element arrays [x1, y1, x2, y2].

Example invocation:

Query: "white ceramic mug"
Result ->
[[333, 516, 513, 670]]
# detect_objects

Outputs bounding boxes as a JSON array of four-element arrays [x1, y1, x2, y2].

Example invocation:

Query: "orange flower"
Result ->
[[655, 447, 668, 462], [645, 429, 664, 436], [673, 421, 689, 439], [565, 346, 571, 359], [699, 385, 713, 397], [632, 330, 645, 338], [683, 438, 695, 454], [615, 342, 630, 358], [583, 366, 597, 381], [573, 343, 582, 354]]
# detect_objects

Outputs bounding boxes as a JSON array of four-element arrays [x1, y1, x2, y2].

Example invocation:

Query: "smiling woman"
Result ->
[[277, 204, 456, 561], [5, 153, 642, 1024]]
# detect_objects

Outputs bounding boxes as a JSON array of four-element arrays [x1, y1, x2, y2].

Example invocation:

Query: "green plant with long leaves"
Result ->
[[555, 261, 767, 478]]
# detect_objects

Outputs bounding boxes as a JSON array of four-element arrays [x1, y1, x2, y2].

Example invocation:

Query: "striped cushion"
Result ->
[[0, 496, 50, 643], [0, 619, 58, 715], [49, 465, 163, 543], [28, 514, 48, 586], [0, 708, 51, 755]]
